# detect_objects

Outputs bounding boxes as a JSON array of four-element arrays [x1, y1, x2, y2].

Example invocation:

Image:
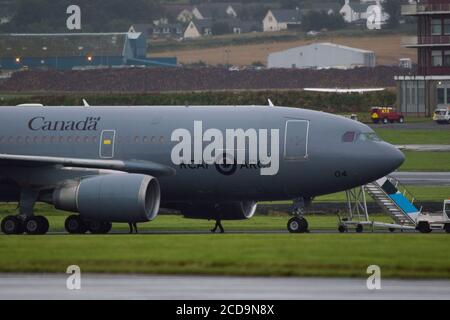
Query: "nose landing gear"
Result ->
[[287, 216, 309, 233], [287, 197, 310, 233]]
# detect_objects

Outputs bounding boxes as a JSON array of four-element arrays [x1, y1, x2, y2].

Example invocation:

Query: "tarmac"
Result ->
[[391, 171, 450, 186], [0, 274, 449, 300]]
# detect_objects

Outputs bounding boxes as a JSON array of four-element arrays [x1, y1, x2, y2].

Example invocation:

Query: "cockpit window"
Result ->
[[342, 131, 356, 142], [358, 132, 381, 142]]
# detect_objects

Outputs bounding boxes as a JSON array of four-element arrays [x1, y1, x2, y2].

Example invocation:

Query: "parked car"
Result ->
[[370, 107, 405, 124], [433, 107, 450, 124]]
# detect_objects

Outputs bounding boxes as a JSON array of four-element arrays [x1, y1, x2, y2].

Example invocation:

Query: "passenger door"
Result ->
[[284, 120, 309, 160], [99, 130, 116, 159]]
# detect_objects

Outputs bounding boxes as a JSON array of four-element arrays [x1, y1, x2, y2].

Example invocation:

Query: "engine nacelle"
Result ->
[[53, 174, 160, 223], [181, 201, 257, 220]]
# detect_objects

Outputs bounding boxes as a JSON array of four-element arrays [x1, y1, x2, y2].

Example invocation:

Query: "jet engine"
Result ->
[[53, 174, 160, 222], [181, 201, 257, 220]]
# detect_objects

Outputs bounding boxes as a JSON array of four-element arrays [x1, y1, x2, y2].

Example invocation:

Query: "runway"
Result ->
[[396, 144, 450, 152], [0, 274, 449, 300], [390, 172, 450, 186]]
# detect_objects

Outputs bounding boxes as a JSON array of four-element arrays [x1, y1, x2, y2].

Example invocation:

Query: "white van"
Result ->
[[433, 107, 450, 124]]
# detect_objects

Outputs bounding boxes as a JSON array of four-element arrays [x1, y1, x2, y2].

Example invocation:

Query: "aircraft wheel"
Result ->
[[444, 224, 450, 234], [338, 224, 347, 233], [24, 216, 49, 235], [88, 221, 112, 234], [382, 118, 388, 124], [65, 215, 87, 234], [36, 216, 49, 234], [389, 228, 396, 233], [398, 117, 404, 124], [1, 215, 23, 235], [355, 224, 364, 233], [416, 221, 432, 234], [287, 217, 308, 233]]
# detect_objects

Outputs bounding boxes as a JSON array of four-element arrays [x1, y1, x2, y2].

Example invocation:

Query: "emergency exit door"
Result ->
[[99, 130, 116, 159], [284, 120, 309, 160]]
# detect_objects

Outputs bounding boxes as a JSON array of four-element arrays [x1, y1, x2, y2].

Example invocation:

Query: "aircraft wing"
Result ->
[[0, 153, 176, 177], [304, 88, 385, 93]]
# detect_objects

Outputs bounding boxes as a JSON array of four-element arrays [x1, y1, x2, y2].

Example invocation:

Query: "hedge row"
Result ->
[[0, 90, 396, 113]]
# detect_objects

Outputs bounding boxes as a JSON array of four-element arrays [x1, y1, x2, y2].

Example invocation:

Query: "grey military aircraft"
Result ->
[[0, 104, 404, 235]]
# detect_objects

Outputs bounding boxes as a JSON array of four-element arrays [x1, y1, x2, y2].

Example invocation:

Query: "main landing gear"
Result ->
[[287, 197, 309, 233], [64, 215, 112, 234], [1, 215, 50, 235], [1, 188, 50, 235]]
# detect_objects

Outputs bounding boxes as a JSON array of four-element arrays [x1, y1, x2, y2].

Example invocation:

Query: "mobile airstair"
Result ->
[[338, 176, 420, 233]]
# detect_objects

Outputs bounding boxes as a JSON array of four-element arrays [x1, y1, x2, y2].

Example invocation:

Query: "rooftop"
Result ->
[[270, 9, 302, 23]]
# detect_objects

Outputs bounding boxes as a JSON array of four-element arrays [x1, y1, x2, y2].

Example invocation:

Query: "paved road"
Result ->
[[0, 274, 449, 300], [391, 172, 450, 186], [396, 144, 450, 152]]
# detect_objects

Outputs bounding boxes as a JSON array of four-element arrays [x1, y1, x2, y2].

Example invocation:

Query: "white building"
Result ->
[[263, 9, 302, 32], [340, 0, 388, 24], [183, 19, 213, 39], [268, 42, 376, 69]]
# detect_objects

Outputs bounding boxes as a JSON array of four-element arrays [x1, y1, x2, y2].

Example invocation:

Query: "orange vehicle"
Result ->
[[371, 107, 405, 124]]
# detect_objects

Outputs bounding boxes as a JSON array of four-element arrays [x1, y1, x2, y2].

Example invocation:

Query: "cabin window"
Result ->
[[143, 136, 150, 144], [342, 131, 355, 142], [159, 136, 165, 144], [358, 133, 381, 142], [134, 136, 140, 143], [151, 136, 157, 143]]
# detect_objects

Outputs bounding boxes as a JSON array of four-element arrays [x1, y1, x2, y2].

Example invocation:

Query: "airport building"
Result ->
[[395, 0, 450, 116], [0, 32, 177, 70], [267, 42, 376, 69]]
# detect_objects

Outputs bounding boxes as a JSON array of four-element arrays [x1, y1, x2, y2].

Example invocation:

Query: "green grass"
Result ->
[[1, 232, 449, 279], [400, 152, 450, 172], [1, 207, 449, 279], [375, 129, 450, 145]]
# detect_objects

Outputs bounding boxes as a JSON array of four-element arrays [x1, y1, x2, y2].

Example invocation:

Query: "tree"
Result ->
[[383, 0, 402, 29], [212, 22, 231, 36], [302, 11, 345, 32]]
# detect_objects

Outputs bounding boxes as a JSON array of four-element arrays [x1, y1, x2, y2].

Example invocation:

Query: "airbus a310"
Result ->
[[0, 103, 404, 235]]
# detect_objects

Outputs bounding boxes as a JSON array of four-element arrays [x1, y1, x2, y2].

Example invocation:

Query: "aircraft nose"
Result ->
[[385, 144, 405, 172]]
